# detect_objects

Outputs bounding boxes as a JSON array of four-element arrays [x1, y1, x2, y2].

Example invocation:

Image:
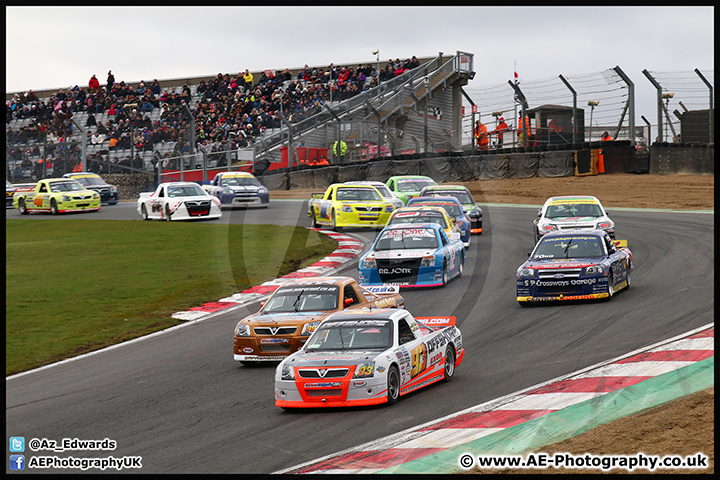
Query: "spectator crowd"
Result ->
[[7, 56, 422, 181]]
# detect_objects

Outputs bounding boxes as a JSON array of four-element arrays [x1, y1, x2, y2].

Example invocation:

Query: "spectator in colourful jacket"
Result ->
[[89, 75, 100, 92], [141, 99, 153, 113], [243, 69, 253, 88]]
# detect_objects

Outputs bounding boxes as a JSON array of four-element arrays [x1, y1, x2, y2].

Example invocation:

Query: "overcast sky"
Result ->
[[5, 6, 714, 123]]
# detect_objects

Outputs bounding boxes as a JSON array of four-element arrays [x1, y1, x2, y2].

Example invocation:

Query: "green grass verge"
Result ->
[[6, 220, 338, 375]]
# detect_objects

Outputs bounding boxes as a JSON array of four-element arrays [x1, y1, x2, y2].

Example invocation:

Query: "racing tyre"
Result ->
[[458, 252, 465, 277], [164, 205, 172, 221], [50, 199, 58, 215], [141, 204, 150, 221], [442, 345, 456, 382], [311, 207, 321, 229], [386, 366, 400, 405], [441, 260, 448, 286], [606, 271, 614, 300], [18, 198, 28, 215]]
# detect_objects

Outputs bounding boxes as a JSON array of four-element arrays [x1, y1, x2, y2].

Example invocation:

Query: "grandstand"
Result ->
[[13, 53, 706, 186], [6, 52, 475, 181]]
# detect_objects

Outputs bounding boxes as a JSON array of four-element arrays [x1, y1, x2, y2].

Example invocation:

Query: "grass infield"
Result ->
[[5, 219, 338, 375]]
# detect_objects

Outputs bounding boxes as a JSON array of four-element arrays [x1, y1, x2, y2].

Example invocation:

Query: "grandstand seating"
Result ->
[[6, 55, 443, 178]]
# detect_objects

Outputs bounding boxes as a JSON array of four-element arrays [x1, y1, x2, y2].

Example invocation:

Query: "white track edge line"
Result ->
[[7, 229, 367, 381], [273, 322, 714, 474]]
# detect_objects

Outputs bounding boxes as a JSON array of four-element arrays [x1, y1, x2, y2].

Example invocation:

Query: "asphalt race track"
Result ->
[[5, 200, 714, 474]]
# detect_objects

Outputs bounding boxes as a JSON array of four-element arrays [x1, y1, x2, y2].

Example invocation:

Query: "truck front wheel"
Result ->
[[18, 198, 28, 215]]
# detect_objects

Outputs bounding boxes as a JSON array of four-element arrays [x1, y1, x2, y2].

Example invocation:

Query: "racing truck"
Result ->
[[13, 178, 101, 215], [308, 183, 395, 230], [233, 276, 404, 364]]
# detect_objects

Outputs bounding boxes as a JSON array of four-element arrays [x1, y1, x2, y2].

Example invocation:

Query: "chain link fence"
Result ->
[[7, 66, 713, 184], [5, 136, 254, 189], [641, 69, 714, 144], [461, 68, 713, 150]]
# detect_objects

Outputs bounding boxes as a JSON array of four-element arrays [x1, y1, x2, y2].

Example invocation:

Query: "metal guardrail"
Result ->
[[370, 55, 461, 123], [252, 53, 452, 158]]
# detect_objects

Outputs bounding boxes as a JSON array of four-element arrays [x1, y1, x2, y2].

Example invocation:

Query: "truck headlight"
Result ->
[[385, 205, 394, 212], [281, 363, 295, 380], [110, 186, 118, 193], [596, 221, 614, 230], [362, 256, 376, 269], [62, 195, 71, 202], [353, 361, 375, 378], [584, 265, 604, 275], [539, 224, 557, 233], [223, 187, 235, 195], [301, 321, 321, 336], [420, 255, 435, 267], [258, 187, 268, 194], [341, 204, 353, 213], [518, 267, 536, 277], [234, 323, 251, 337]]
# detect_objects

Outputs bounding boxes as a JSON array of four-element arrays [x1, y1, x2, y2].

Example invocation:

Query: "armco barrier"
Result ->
[[449, 156, 478, 182], [465, 155, 488, 180], [425, 157, 471, 182], [259, 170, 288, 190], [367, 160, 395, 181], [392, 158, 424, 177], [539, 151, 576, 177], [257, 146, 711, 192], [510, 152, 540, 178], [337, 163, 367, 183], [601, 145, 636, 174], [650, 144, 714, 175], [314, 165, 339, 186], [288, 168, 315, 190]]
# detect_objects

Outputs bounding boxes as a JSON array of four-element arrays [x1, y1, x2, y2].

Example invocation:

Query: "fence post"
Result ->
[[559, 74, 578, 144], [613, 66, 635, 146], [642, 70, 664, 142], [694, 68, 714, 143]]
